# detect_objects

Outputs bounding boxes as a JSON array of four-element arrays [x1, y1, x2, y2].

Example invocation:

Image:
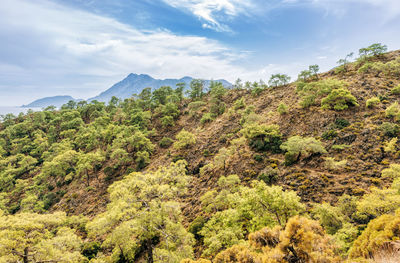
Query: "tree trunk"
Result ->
[[23, 247, 29, 263], [146, 239, 153, 263]]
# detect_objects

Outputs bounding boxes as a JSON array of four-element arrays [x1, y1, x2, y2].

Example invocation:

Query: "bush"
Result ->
[[280, 136, 327, 165], [322, 130, 337, 140], [383, 138, 397, 153], [258, 167, 279, 184], [188, 216, 206, 240], [335, 118, 350, 129], [233, 98, 246, 110], [321, 88, 358, 111], [380, 122, 400, 137], [391, 85, 400, 95], [297, 79, 347, 108], [159, 137, 173, 148], [366, 97, 380, 108], [349, 209, 400, 259], [173, 129, 196, 150], [200, 113, 214, 124], [241, 123, 282, 153], [324, 157, 347, 171], [161, 115, 174, 127], [385, 102, 400, 121], [82, 241, 101, 260], [277, 102, 288, 115]]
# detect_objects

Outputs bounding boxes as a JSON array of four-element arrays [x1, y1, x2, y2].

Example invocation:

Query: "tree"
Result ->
[[173, 129, 196, 150], [241, 123, 282, 153], [188, 79, 204, 100], [349, 209, 400, 259], [359, 43, 387, 58], [280, 136, 327, 165], [321, 88, 358, 111], [336, 52, 354, 73], [209, 216, 339, 263], [175, 82, 186, 101], [76, 151, 105, 186], [87, 161, 194, 263], [0, 211, 84, 263], [199, 177, 304, 256], [268, 74, 291, 87]]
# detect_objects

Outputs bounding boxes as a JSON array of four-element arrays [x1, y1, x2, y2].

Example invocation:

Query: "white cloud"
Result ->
[[0, 0, 272, 105], [161, 0, 253, 32]]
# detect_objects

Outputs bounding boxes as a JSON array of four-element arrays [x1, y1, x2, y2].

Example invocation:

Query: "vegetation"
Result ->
[[268, 74, 291, 87], [1, 44, 400, 262], [280, 136, 327, 165]]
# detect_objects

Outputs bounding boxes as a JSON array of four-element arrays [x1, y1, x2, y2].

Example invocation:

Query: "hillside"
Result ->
[[1, 45, 400, 262]]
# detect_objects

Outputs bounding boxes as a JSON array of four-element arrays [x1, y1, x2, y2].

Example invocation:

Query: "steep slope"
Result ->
[[50, 50, 400, 219], [2, 47, 400, 262]]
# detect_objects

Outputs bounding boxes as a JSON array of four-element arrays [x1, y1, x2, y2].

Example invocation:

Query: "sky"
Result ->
[[1, 0, 400, 106]]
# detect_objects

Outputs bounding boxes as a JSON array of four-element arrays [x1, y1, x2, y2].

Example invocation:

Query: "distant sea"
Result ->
[[0, 106, 42, 116]]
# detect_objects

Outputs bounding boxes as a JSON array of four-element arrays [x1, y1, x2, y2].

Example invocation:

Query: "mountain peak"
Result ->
[[88, 75, 231, 103]]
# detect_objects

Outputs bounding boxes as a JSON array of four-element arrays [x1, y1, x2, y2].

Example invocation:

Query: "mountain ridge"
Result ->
[[22, 74, 232, 108]]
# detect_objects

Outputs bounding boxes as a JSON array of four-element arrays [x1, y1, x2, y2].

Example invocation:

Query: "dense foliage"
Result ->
[[1, 44, 400, 262]]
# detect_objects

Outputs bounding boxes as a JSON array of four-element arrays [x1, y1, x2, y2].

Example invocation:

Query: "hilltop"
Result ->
[[1, 44, 400, 262]]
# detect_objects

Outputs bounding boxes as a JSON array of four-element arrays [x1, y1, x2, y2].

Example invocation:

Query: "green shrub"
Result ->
[[189, 216, 207, 240], [385, 102, 400, 121], [161, 115, 174, 127], [334, 118, 350, 129], [349, 209, 400, 259], [188, 101, 206, 118], [322, 130, 337, 140], [297, 79, 346, 108], [159, 137, 174, 148], [365, 97, 380, 108], [324, 157, 347, 171], [321, 88, 358, 111], [233, 98, 246, 110], [280, 136, 327, 165], [258, 167, 279, 185], [391, 85, 400, 95], [383, 138, 397, 153], [173, 129, 196, 150], [331, 144, 351, 151], [277, 102, 288, 115], [200, 113, 214, 124], [380, 122, 400, 137], [241, 123, 282, 153], [210, 101, 226, 116], [82, 241, 101, 260]]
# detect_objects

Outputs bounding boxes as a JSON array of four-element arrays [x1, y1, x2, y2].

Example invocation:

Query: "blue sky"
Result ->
[[1, 0, 400, 106]]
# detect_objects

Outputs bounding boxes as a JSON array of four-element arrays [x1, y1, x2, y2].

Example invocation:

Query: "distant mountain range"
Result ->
[[23, 74, 231, 108], [22, 96, 78, 108]]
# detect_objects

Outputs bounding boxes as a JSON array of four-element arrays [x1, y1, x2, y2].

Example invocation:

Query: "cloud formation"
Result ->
[[0, 0, 255, 105], [161, 0, 253, 32]]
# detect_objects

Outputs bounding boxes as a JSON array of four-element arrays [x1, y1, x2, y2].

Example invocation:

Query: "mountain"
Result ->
[[22, 95, 78, 108], [88, 74, 232, 103]]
